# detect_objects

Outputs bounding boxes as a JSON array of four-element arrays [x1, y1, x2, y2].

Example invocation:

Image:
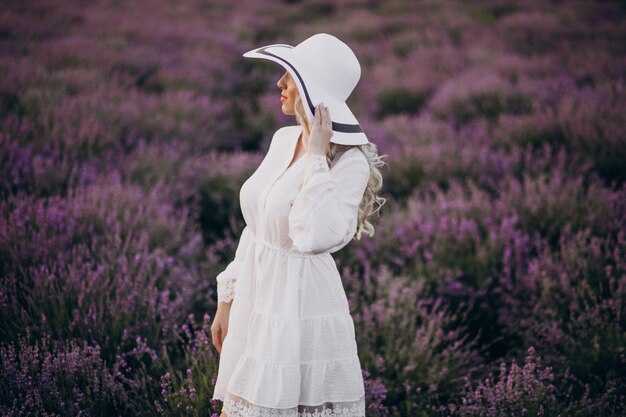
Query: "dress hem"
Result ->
[[213, 389, 366, 417]]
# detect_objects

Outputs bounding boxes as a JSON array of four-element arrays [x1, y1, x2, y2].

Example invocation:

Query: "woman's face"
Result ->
[[276, 70, 298, 116]]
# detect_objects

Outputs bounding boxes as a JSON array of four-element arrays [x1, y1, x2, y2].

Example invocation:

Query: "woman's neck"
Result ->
[[299, 126, 311, 153]]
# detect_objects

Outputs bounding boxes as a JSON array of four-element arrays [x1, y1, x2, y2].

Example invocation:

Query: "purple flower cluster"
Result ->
[[156, 313, 221, 416], [0, 332, 129, 415], [448, 346, 625, 417]]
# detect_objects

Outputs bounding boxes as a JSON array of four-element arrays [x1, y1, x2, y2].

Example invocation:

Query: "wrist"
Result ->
[[308, 145, 326, 156]]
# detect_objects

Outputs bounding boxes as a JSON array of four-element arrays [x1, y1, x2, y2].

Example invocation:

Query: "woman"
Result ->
[[210, 33, 386, 417]]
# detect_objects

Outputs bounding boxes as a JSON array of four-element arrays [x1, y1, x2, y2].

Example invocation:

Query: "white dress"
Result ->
[[211, 125, 369, 417]]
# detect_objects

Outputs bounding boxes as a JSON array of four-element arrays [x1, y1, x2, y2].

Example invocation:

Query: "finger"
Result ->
[[319, 103, 325, 125]]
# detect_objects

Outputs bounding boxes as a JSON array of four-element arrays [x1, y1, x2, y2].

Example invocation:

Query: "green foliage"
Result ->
[[198, 174, 245, 244], [378, 87, 429, 118], [155, 314, 221, 417], [450, 90, 533, 126]]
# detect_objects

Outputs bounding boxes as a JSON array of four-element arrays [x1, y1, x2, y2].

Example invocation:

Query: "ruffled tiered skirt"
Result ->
[[212, 233, 366, 416]]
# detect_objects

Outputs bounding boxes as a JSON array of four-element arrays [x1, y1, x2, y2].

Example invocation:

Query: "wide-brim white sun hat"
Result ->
[[242, 33, 369, 146]]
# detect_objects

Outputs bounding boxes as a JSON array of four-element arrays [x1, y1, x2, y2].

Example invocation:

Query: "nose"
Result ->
[[277, 72, 289, 89]]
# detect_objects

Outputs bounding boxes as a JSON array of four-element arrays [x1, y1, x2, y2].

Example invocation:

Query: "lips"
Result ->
[[280, 95, 288, 101]]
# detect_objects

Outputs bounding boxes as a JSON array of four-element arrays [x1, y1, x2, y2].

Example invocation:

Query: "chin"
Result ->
[[281, 107, 294, 116]]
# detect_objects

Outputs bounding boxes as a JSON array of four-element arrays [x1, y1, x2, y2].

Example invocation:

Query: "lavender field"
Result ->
[[1, 0, 625, 415]]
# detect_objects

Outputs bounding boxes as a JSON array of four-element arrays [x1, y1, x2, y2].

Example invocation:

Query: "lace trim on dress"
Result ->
[[303, 153, 329, 184], [222, 393, 366, 417], [308, 153, 328, 171], [217, 278, 236, 303]]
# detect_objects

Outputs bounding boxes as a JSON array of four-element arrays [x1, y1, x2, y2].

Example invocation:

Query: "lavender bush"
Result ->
[[1, 0, 625, 415], [345, 265, 483, 416], [448, 346, 625, 417], [155, 313, 221, 417], [0, 332, 130, 416]]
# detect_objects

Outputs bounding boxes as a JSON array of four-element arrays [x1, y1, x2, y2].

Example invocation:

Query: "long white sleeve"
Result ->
[[288, 150, 370, 255], [216, 225, 252, 303]]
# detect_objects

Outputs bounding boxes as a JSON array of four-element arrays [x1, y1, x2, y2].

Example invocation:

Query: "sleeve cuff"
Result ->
[[217, 278, 236, 303], [303, 153, 329, 183]]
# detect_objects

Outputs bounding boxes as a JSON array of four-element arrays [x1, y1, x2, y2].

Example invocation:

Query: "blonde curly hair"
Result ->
[[292, 88, 388, 239]]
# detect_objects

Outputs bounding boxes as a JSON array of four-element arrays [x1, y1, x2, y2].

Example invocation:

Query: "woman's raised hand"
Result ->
[[308, 103, 333, 155]]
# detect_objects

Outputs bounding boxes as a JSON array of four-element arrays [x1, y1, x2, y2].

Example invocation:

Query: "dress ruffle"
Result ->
[[213, 306, 364, 407], [221, 392, 366, 417]]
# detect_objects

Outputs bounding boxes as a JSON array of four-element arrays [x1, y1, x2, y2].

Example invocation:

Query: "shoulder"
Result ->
[[263, 125, 299, 159], [331, 147, 370, 183], [333, 146, 369, 171]]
